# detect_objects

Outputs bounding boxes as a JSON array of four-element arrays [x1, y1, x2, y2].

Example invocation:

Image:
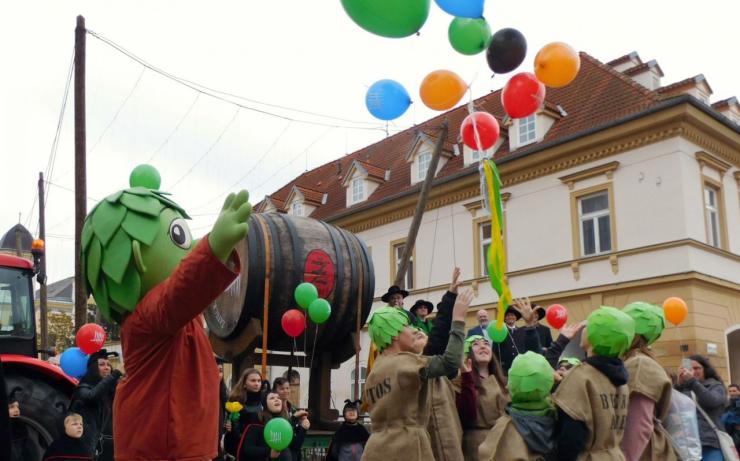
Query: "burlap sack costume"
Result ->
[[427, 376, 464, 461], [479, 414, 547, 461], [456, 373, 509, 461], [361, 352, 433, 461], [624, 352, 677, 461], [552, 361, 629, 460]]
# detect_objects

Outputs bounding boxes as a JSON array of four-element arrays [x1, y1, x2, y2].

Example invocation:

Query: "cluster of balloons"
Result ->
[[60, 323, 107, 378], [663, 296, 688, 326], [281, 282, 332, 338]]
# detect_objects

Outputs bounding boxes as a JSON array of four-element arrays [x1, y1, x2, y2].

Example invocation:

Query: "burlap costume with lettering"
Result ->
[[427, 376, 464, 461], [551, 363, 629, 461], [478, 414, 547, 461], [361, 352, 433, 461], [454, 374, 509, 461], [624, 352, 678, 461]]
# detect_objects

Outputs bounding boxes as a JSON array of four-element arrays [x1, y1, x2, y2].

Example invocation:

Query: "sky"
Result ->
[[1, 0, 738, 285]]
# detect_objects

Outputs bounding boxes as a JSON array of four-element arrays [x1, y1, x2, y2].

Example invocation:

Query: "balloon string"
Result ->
[[309, 324, 319, 371], [303, 315, 307, 369], [466, 98, 484, 158], [293, 338, 301, 369]]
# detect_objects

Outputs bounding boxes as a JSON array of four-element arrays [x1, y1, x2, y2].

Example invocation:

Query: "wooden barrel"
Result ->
[[205, 213, 375, 364]]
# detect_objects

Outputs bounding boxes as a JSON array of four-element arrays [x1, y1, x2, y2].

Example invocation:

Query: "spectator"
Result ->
[[409, 300, 434, 335], [235, 391, 307, 461], [224, 368, 265, 457], [380, 285, 416, 323], [532, 306, 553, 350], [722, 383, 740, 451], [489, 299, 543, 374], [466, 309, 491, 341], [42, 413, 93, 461], [8, 395, 33, 461], [215, 358, 228, 461], [326, 400, 369, 461], [676, 355, 728, 461], [69, 349, 122, 461], [273, 377, 309, 461]]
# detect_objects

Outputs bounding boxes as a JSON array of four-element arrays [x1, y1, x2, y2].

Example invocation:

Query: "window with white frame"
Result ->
[[393, 242, 414, 290], [351, 177, 364, 203], [479, 221, 491, 276], [704, 185, 721, 247], [578, 191, 611, 256], [518, 115, 536, 145], [350, 366, 367, 401], [418, 150, 432, 181], [291, 201, 303, 217]]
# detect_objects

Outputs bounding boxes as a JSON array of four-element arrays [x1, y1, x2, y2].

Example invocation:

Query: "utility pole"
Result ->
[[394, 120, 449, 288], [38, 173, 49, 359], [74, 15, 87, 331]]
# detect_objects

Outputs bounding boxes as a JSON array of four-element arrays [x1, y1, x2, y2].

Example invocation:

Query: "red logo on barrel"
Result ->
[[304, 249, 335, 299]]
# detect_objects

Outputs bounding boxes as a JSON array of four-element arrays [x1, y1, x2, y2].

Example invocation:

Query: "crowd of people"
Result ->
[[5, 267, 740, 460]]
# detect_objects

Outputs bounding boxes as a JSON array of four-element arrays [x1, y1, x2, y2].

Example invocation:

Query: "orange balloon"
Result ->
[[662, 297, 688, 326], [419, 70, 467, 111], [534, 42, 580, 88]]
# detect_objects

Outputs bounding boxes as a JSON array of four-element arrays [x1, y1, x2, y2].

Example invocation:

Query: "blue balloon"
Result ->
[[365, 79, 412, 121], [60, 347, 88, 378], [434, 0, 484, 18]]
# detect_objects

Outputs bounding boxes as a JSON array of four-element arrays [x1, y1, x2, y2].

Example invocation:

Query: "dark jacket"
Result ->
[[225, 390, 264, 456], [42, 434, 93, 461], [509, 407, 556, 458], [70, 360, 121, 459], [677, 377, 727, 449], [535, 324, 553, 350], [467, 324, 542, 373], [722, 397, 740, 449], [236, 420, 306, 461], [423, 291, 456, 357], [9, 419, 34, 461], [326, 422, 370, 461]]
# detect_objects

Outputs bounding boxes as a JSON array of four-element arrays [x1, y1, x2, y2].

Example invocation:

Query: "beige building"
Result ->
[[257, 51, 740, 409]]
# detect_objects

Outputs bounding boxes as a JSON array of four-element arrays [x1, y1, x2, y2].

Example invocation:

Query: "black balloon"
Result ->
[[486, 28, 527, 74]]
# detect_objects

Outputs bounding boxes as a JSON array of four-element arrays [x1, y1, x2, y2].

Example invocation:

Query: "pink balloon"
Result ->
[[501, 72, 546, 118], [76, 323, 106, 355]]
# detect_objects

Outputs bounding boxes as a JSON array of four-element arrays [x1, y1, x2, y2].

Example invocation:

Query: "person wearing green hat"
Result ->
[[620, 302, 677, 461], [551, 306, 635, 460], [455, 335, 510, 461], [479, 351, 557, 460], [361, 289, 473, 461]]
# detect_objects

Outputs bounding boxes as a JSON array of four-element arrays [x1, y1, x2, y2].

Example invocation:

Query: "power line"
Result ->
[[88, 66, 146, 155], [169, 107, 240, 189], [147, 93, 200, 162], [46, 180, 100, 202], [86, 29, 406, 133]]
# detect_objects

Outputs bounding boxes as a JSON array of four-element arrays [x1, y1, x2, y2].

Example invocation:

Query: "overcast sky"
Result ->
[[1, 1, 738, 285]]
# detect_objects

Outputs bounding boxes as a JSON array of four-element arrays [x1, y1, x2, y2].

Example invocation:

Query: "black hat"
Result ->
[[410, 300, 434, 315], [534, 305, 546, 320], [381, 285, 409, 303], [504, 306, 522, 321], [343, 399, 361, 414]]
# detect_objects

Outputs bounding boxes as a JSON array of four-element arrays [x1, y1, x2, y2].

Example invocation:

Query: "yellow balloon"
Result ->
[[419, 70, 467, 111], [534, 42, 581, 88]]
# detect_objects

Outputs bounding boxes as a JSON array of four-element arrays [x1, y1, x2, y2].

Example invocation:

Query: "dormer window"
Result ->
[[291, 201, 303, 216], [417, 150, 432, 181], [351, 177, 364, 203], [517, 115, 536, 146]]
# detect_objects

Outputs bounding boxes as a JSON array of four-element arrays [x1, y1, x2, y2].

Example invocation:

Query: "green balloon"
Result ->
[[263, 417, 293, 451], [294, 282, 319, 310], [448, 17, 491, 55], [487, 322, 508, 343], [308, 298, 331, 324], [341, 0, 431, 38], [129, 164, 161, 190]]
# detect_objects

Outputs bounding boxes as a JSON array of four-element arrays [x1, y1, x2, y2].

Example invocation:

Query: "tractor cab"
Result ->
[[0, 253, 37, 357]]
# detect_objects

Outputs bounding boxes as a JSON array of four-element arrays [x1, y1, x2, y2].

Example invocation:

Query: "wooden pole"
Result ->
[[257, 216, 272, 379], [74, 15, 87, 331], [394, 121, 449, 288], [38, 173, 49, 359]]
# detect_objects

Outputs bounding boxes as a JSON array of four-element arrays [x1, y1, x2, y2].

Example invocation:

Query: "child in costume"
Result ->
[[326, 400, 370, 461], [551, 306, 635, 460], [455, 335, 509, 461], [479, 351, 557, 461], [360, 289, 472, 461], [619, 302, 677, 461], [43, 413, 93, 461], [81, 165, 250, 461]]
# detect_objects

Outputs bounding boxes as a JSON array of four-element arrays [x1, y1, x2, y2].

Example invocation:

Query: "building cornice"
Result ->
[[695, 151, 732, 175], [558, 161, 620, 190]]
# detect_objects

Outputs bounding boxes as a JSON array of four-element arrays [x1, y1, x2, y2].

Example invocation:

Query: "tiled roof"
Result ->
[[712, 96, 738, 110], [294, 185, 324, 205], [606, 51, 641, 67], [354, 160, 387, 182], [257, 52, 672, 221], [657, 74, 712, 96], [623, 60, 664, 77]]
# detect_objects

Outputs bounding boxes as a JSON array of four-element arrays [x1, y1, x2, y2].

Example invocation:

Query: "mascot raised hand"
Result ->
[[81, 164, 250, 460]]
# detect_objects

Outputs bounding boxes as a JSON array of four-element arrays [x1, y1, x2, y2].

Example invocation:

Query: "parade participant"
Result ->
[[466, 309, 491, 340], [556, 357, 581, 378], [360, 289, 472, 461], [479, 351, 557, 460], [456, 335, 510, 461], [81, 166, 249, 461], [225, 368, 266, 456], [675, 355, 728, 461], [491, 299, 543, 374], [533, 305, 553, 350], [409, 300, 434, 335], [380, 285, 416, 323], [552, 306, 635, 460], [620, 302, 677, 461], [42, 413, 93, 461], [326, 400, 370, 461], [235, 391, 307, 461]]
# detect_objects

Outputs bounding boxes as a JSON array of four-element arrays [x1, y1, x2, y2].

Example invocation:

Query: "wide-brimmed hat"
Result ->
[[381, 285, 409, 303], [504, 305, 522, 321], [410, 300, 434, 315]]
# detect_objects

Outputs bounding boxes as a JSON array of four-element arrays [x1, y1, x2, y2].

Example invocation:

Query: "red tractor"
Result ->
[[1, 240, 77, 460]]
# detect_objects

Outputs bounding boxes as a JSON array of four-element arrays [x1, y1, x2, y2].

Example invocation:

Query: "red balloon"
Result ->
[[501, 72, 546, 118], [461, 112, 500, 151], [281, 309, 306, 338], [76, 323, 106, 355], [546, 304, 568, 329]]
